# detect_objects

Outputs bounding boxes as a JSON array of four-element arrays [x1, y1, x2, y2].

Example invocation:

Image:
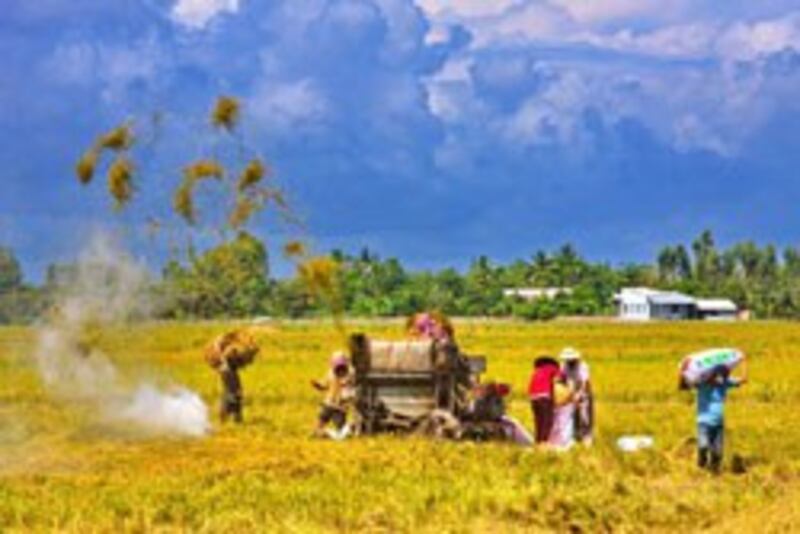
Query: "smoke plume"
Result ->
[[35, 234, 210, 437]]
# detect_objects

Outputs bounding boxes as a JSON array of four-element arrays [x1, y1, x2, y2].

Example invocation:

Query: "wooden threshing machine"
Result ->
[[348, 333, 487, 434]]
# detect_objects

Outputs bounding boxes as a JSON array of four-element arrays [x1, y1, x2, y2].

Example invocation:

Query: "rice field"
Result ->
[[1, 320, 799, 532]]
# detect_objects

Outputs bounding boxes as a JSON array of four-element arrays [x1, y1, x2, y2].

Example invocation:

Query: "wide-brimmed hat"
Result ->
[[559, 347, 582, 361]]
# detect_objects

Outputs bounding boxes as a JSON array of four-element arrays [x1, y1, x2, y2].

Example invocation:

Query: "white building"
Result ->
[[502, 287, 573, 301], [614, 287, 738, 321]]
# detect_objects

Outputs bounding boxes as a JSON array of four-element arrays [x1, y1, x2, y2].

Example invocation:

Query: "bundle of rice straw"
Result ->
[[205, 330, 259, 370]]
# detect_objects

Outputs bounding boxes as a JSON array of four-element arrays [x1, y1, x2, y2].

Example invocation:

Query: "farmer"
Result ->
[[528, 356, 562, 444], [560, 347, 594, 446], [219, 358, 244, 423], [407, 311, 454, 343], [687, 360, 748, 473], [312, 351, 354, 437], [548, 375, 576, 450], [205, 330, 258, 424]]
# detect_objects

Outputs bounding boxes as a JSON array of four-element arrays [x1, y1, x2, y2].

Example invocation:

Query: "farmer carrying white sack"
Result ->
[[679, 349, 748, 473]]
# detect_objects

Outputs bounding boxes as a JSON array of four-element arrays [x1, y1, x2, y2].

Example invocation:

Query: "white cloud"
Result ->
[[503, 71, 589, 145], [579, 12, 800, 61], [672, 114, 729, 155], [471, 3, 572, 46], [582, 23, 719, 59], [717, 12, 800, 60], [549, 0, 688, 25], [415, 1, 800, 159], [171, 0, 239, 29], [417, 1, 571, 47], [250, 78, 328, 133], [373, 0, 428, 57], [415, 0, 519, 19], [424, 23, 451, 45]]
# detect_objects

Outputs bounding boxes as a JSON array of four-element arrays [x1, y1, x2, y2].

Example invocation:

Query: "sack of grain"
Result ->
[[205, 330, 259, 370], [680, 348, 743, 386]]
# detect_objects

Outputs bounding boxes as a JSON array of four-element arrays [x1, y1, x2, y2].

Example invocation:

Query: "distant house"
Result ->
[[614, 287, 697, 321], [614, 287, 738, 321], [502, 287, 573, 301]]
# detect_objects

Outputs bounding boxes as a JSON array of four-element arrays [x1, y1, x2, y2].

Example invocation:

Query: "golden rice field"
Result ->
[[1, 320, 799, 532]]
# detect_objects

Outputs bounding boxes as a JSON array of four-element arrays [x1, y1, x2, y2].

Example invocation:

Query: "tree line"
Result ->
[[2, 230, 800, 323]]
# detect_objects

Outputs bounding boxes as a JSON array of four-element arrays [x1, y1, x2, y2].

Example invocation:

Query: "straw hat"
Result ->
[[559, 347, 582, 362]]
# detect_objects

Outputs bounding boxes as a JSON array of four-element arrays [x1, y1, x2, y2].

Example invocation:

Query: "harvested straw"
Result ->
[[205, 330, 259, 370], [107, 157, 134, 209], [237, 159, 267, 192], [183, 159, 224, 181], [173, 181, 196, 224], [283, 240, 307, 259], [98, 124, 134, 151], [211, 96, 240, 131], [172, 160, 223, 225], [229, 197, 259, 229], [76, 149, 99, 185]]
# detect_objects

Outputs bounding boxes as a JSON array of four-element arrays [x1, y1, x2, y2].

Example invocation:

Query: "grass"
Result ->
[[0, 320, 799, 532]]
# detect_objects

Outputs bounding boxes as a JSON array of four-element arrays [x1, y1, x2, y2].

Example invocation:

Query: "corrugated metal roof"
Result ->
[[696, 299, 738, 312], [647, 292, 696, 305]]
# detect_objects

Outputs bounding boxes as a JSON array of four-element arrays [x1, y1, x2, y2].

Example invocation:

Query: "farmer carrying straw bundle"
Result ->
[[205, 330, 259, 423]]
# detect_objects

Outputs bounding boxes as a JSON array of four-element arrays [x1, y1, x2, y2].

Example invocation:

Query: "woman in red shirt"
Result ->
[[528, 356, 561, 444]]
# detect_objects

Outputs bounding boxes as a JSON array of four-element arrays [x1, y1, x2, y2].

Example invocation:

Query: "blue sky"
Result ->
[[2, 0, 800, 279]]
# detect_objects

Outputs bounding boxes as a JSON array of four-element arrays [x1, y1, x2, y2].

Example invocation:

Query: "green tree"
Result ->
[[657, 246, 678, 283], [785, 247, 800, 277], [164, 232, 269, 318], [0, 247, 22, 293], [461, 256, 502, 315], [692, 229, 719, 286]]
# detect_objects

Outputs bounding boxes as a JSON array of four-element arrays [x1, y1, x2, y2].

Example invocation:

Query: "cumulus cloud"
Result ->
[[250, 78, 328, 133], [8, 0, 800, 273], [415, 0, 519, 19], [171, 0, 239, 29], [418, 2, 800, 158], [32, 0, 800, 160], [717, 12, 800, 60], [549, 0, 689, 25]]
